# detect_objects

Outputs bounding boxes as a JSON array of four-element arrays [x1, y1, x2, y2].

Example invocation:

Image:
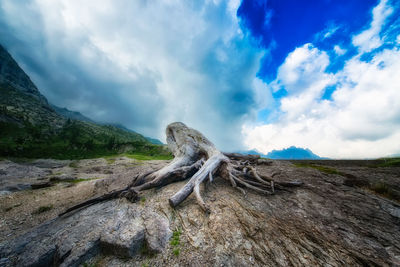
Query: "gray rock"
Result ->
[[30, 159, 70, 169], [143, 211, 172, 253], [100, 214, 145, 258], [0, 199, 172, 266], [257, 158, 273, 165]]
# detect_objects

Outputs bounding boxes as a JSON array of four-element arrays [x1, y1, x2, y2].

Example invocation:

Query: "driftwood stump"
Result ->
[[61, 122, 302, 216]]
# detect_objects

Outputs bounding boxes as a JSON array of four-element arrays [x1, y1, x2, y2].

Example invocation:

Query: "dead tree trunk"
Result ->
[[61, 122, 302, 216]]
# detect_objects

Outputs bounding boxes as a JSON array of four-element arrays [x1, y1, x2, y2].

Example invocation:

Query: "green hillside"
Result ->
[[0, 45, 170, 160]]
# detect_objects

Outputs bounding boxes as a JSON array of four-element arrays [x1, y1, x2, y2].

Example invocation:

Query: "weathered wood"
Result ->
[[60, 122, 302, 216], [169, 152, 227, 208], [59, 187, 139, 216]]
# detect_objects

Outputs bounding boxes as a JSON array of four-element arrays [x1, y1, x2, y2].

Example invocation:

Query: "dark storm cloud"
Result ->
[[0, 0, 265, 147]]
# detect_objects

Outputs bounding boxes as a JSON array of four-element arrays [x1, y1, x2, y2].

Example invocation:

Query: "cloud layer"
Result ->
[[0, 0, 263, 150], [243, 0, 400, 158]]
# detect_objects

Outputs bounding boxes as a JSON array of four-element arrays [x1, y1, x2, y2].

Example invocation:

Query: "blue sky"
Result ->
[[0, 0, 399, 158], [238, 0, 378, 79]]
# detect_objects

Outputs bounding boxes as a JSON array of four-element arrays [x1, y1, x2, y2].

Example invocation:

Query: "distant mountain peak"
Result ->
[[241, 146, 322, 159], [266, 146, 322, 159]]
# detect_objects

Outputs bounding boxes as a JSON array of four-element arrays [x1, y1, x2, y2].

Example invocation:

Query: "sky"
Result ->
[[0, 0, 399, 158]]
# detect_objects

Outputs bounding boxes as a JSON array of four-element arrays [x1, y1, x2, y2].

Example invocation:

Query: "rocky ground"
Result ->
[[0, 157, 399, 266]]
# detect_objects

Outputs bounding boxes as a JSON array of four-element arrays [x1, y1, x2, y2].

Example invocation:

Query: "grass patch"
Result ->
[[82, 258, 100, 267], [368, 182, 400, 202], [123, 153, 173, 161], [170, 228, 182, 256], [293, 162, 342, 175], [69, 161, 78, 168], [105, 157, 116, 164], [140, 197, 146, 205], [139, 241, 154, 257], [173, 248, 180, 256], [5, 202, 23, 211], [32, 205, 53, 214], [372, 157, 400, 168]]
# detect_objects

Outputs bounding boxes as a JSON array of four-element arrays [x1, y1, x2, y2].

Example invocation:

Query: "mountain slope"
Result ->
[[0, 45, 47, 105], [50, 104, 94, 123], [51, 105, 164, 145], [108, 123, 164, 145], [0, 44, 168, 159]]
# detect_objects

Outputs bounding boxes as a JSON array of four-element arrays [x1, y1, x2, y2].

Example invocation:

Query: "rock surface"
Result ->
[[0, 199, 172, 267], [0, 157, 400, 266]]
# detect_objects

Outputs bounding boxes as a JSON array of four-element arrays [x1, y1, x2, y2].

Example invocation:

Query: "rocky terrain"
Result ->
[[0, 157, 399, 266]]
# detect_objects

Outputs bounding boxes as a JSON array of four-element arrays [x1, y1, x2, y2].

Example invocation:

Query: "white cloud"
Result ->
[[323, 24, 340, 39], [274, 44, 331, 94], [243, 0, 400, 159], [333, 45, 346, 56], [352, 0, 393, 52]]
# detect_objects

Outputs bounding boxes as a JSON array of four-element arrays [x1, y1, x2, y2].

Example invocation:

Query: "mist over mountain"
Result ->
[[50, 104, 95, 123]]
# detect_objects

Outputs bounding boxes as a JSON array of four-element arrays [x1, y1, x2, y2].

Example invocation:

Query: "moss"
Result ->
[[32, 205, 53, 214]]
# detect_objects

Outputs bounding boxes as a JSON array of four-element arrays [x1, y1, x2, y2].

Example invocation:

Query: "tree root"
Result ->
[[60, 122, 303, 216]]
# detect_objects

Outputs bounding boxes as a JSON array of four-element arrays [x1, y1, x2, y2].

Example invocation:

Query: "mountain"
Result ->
[[107, 123, 164, 145], [145, 137, 164, 145], [266, 146, 322, 159], [50, 108, 164, 145], [0, 45, 63, 128], [0, 45, 48, 105], [243, 146, 323, 159], [50, 104, 94, 123], [0, 44, 168, 159]]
